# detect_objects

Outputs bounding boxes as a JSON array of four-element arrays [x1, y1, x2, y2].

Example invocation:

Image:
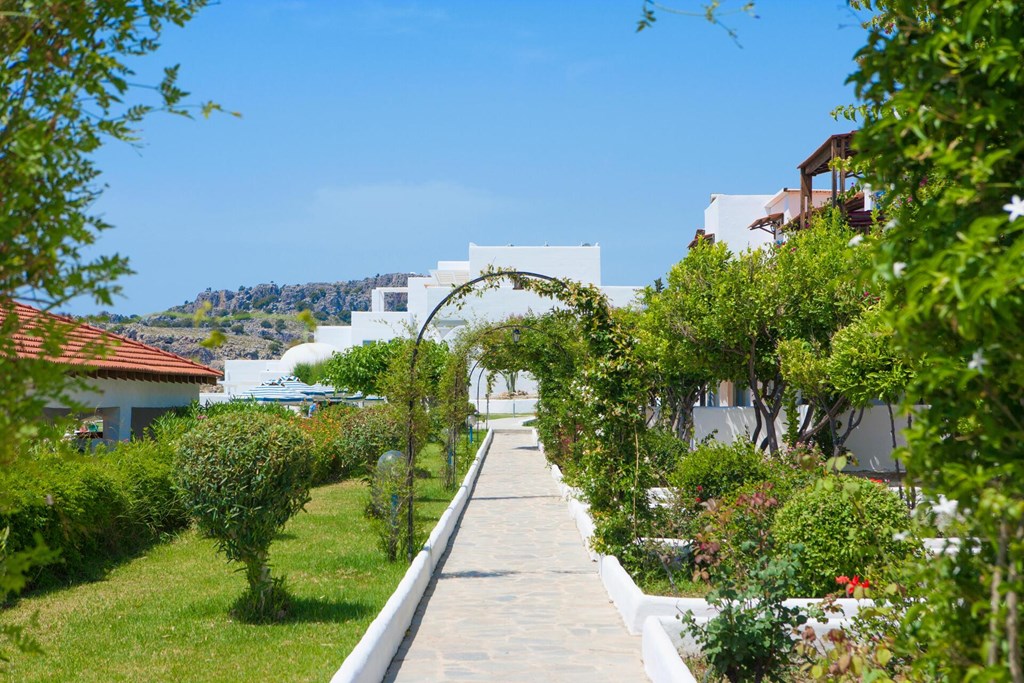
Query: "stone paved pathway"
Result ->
[[384, 429, 646, 682]]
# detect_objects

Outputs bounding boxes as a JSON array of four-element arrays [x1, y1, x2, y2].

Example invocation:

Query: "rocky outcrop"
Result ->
[[168, 273, 413, 321], [90, 273, 417, 370]]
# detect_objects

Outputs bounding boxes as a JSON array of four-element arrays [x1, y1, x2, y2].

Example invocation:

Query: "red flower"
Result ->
[[835, 575, 850, 586], [843, 575, 871, 596]]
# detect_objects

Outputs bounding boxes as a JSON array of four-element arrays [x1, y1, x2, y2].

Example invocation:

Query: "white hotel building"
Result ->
[[217, 243, 641, 408]]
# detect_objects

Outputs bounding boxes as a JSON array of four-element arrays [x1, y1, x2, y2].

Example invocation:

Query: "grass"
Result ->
[[638, 572, 711, 598], [3, 436, 485, 682], [477, 412, 535, 421]]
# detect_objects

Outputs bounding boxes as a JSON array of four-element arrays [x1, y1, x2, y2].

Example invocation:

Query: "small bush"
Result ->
[[772, 476, 913, 597], [341, 405, 404, 478], [644, 428, 689, 483], [298, 403, 358, 484], [673, 438, 769, 504], [177, 412, 313, 622]]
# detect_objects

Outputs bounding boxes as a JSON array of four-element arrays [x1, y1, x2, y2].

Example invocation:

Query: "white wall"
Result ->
[[704, 194, 775, 252], [693, 406, 789, 445], [468, 244, 602, 285], [693, 404, 920, 473], [221, 359, 285, 395], [316, 325, 353, 351], [47, 378, 199, 442], [843, 405, 918, 472], [349, 311, 413, 345]]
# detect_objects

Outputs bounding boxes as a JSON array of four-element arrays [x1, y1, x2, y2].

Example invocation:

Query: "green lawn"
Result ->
[[3, 437, 485, 682]]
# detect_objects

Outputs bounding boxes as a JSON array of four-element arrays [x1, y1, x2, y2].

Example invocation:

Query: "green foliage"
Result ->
[[306, 404, 401, 483], [324, 339, 405, 396], [0, 438, 188, 590], [684, 486, 816, 683], [673, 438, 769, 505], [367, 455, 409, 562], [772, 477, 912, 597], [176, 413, 313, 621], [840, 1, 1024, 675], [656, 214, 871, 453], [292, 360, 331, 386], [828, 305, 913, 408], [691, 463, 818, 585], [297, 403, 357, 484], [0, 0, 224, 463], [642, 428, 690, 483], [476, 321, 527, 394], [684, 548, 813, 683]]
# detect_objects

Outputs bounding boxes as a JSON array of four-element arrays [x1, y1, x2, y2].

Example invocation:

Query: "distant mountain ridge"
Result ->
[[91, 273, 417, 376], [168, 273, 414, 322]]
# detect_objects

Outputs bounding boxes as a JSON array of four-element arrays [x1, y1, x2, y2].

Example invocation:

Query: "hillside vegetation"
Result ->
[[91, 274, 415, 372]]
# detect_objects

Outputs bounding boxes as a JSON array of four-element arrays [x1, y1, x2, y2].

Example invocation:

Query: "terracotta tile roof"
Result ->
[[1, 301, 222, 384]]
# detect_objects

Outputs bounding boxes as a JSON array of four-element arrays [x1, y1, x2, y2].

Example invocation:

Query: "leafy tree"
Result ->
[[657, 213, 870, 453], [1, 0, 219, 659], [0, 0, 224, 462], [637, 289, 713, 442], [477, 319, 529, 395], [843, 1, 1024, 677], [323, 339, 402, 396]]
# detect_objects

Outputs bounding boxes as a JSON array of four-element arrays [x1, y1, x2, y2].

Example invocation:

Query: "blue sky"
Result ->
[[78, 1, 870, 315]]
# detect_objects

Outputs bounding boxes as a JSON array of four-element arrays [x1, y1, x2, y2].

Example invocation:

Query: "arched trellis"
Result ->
[[449, 320, 570, 467], [402, 271, 561, 561]]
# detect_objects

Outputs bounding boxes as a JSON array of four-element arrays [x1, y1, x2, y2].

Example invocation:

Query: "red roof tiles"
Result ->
[[1, 302, 222, 384]]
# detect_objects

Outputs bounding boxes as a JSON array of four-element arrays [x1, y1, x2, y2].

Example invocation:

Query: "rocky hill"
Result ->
[[91, 273, 415, 377]]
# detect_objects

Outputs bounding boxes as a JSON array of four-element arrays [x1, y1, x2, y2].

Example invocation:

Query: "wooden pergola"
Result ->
[[797, 132, 856, 229]]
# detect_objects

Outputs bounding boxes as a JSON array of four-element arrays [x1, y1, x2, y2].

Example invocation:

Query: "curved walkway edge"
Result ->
[[331, 430, 495, 683]]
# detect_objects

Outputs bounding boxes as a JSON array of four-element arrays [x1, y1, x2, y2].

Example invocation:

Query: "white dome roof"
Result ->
[[279, 342, 340, 372]]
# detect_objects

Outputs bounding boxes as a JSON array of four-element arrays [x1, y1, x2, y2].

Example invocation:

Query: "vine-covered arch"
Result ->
[[401, 268, 650, 564]]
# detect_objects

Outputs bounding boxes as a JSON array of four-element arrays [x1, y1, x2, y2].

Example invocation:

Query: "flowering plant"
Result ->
[[835, 574, 871, 598]]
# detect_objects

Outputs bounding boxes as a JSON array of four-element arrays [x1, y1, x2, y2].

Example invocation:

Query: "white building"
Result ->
[[5, 302, 222, 442], [219, 243, 642, 409], [694, 188, 834, 254]]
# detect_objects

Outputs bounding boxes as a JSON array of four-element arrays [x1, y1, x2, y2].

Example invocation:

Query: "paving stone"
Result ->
[[384, 430, 646, 682]]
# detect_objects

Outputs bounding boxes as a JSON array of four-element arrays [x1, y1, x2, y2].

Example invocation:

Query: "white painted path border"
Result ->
[[330, 430, 494, 683]]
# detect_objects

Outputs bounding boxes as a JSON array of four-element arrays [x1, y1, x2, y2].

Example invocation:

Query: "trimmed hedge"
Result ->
[[0, 439, 188, 589]]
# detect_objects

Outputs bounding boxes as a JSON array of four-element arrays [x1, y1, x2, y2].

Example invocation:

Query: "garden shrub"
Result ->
[[692, 468, 815, 586], [643, 428, 689, 483], [772, 476, 913, 597], [673, 438, 770, 504], [177, 412, 313, 622], [0, 437, 186, 589], [667, 438, 770, 539], [298, 403, 357, 484], [340, 405, 404, 478]]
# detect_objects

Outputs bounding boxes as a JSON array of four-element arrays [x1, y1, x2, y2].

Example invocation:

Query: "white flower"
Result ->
[[848, 235, 864, 247], [884, 219, 898, 232], [893, 530, 910, 542], [931, 497, 958, 517], [1003, 195, 1024, 222], [968, 348, 987, 372], [893, 261, 907, 277]]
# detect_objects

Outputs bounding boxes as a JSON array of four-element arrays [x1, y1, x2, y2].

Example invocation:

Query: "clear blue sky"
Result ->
[[77, 1, 870, 315]]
